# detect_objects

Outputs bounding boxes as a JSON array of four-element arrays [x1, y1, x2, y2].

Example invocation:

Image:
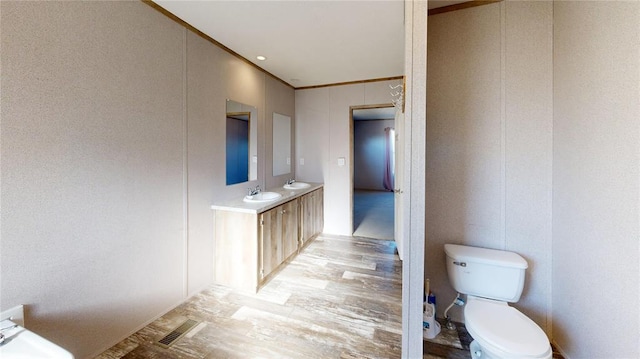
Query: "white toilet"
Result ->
[[444, 244, 552, 359]]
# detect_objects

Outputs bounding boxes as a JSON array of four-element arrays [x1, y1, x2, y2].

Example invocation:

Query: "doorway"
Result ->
[[350, 105, 397, 240]]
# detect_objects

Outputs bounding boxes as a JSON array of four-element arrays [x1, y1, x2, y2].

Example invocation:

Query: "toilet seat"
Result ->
[[465, 297, 552, 359]]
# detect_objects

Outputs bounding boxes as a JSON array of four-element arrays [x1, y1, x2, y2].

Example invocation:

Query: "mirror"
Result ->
[[272, 113, 291, 177], [226, 100, 257, 185]]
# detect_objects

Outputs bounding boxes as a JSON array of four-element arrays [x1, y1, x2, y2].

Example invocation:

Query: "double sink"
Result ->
[[243, 182, 311, 203]]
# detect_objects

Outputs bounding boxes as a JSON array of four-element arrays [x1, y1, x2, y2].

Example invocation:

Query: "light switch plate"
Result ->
[[300, 158, 305, 165], [338, 157, 345, 166]]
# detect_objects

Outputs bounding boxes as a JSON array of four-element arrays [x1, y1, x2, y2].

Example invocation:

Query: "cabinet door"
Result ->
[[300, 189, 324, 246], [260, 207, 282, 280], [313, 188, 324, 236], [300, 192, 313, 245], [281, 199, 299, 259]]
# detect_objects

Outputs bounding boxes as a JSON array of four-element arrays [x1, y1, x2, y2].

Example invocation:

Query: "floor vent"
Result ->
[[156, 319, 199, 348]]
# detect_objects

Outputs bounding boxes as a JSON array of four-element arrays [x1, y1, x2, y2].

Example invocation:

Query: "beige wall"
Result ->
[[0, 2, 294, 357], [295, 80, 400, 235], [552, 1, 640, 357], [426, 1, 553, 332]]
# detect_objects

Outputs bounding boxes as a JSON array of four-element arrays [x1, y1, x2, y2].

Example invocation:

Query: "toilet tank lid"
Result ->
[[444, 244, 528, 269]]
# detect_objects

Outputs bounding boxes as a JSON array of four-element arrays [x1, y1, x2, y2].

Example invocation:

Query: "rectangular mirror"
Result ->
[[226, 100, 257, 185], [272, 113, 291, 177]]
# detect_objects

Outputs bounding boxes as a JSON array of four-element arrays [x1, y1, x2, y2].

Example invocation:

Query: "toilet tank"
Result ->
[[444, 244, 528, 302]]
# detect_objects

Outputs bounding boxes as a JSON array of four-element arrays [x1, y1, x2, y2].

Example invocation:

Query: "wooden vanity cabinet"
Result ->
[[213, 187, 323, 293]]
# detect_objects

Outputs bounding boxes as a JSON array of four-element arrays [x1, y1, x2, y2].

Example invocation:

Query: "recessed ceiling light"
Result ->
[[256, 55, 267, 61]]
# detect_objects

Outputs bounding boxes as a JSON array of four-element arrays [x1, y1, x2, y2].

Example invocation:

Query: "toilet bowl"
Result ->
[[465, 296, 551, 359], [444, 244, 552, 359]]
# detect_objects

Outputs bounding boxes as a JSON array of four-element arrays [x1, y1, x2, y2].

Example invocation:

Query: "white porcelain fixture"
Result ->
[[444, 244, 552, 359], [243, 191, 282, 203], [283, 182, 310, 190], [0, 320, 74, 359]]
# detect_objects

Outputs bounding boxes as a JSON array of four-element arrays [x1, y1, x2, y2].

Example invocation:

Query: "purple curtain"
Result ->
[[383, 127, 394, 191]]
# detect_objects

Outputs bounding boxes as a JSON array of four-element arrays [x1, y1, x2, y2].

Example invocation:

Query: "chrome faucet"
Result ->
[[286, 178, 296, 185], [247, 185, 261, 196], [0, 323, 18, 345]]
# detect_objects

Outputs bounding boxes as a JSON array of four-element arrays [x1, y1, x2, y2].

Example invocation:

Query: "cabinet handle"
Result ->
[[281, 209, 286, 214]]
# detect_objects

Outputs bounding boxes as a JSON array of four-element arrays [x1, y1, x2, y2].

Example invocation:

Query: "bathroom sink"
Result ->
[[283, 182, 311, 190], [243, 191, 282, 203], [0, 320, 74, 359]]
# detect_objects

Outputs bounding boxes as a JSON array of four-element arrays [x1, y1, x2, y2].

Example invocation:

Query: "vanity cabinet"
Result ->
[[212, 184, 323, 293], [300, 188, 324, 248]]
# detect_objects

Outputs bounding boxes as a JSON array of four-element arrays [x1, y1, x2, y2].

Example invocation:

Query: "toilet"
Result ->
[[444, 244, 552, 359]]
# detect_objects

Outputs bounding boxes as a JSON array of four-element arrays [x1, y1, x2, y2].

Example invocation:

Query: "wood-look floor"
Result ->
[[97, 235, 404, 359], [96, 233, 563, 359]]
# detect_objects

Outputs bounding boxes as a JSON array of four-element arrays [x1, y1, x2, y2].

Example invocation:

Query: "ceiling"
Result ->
[[153, 0, 469, 88]]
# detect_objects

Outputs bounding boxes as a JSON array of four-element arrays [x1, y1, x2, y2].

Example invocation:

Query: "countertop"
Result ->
[[210, 182, 323, 214]]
